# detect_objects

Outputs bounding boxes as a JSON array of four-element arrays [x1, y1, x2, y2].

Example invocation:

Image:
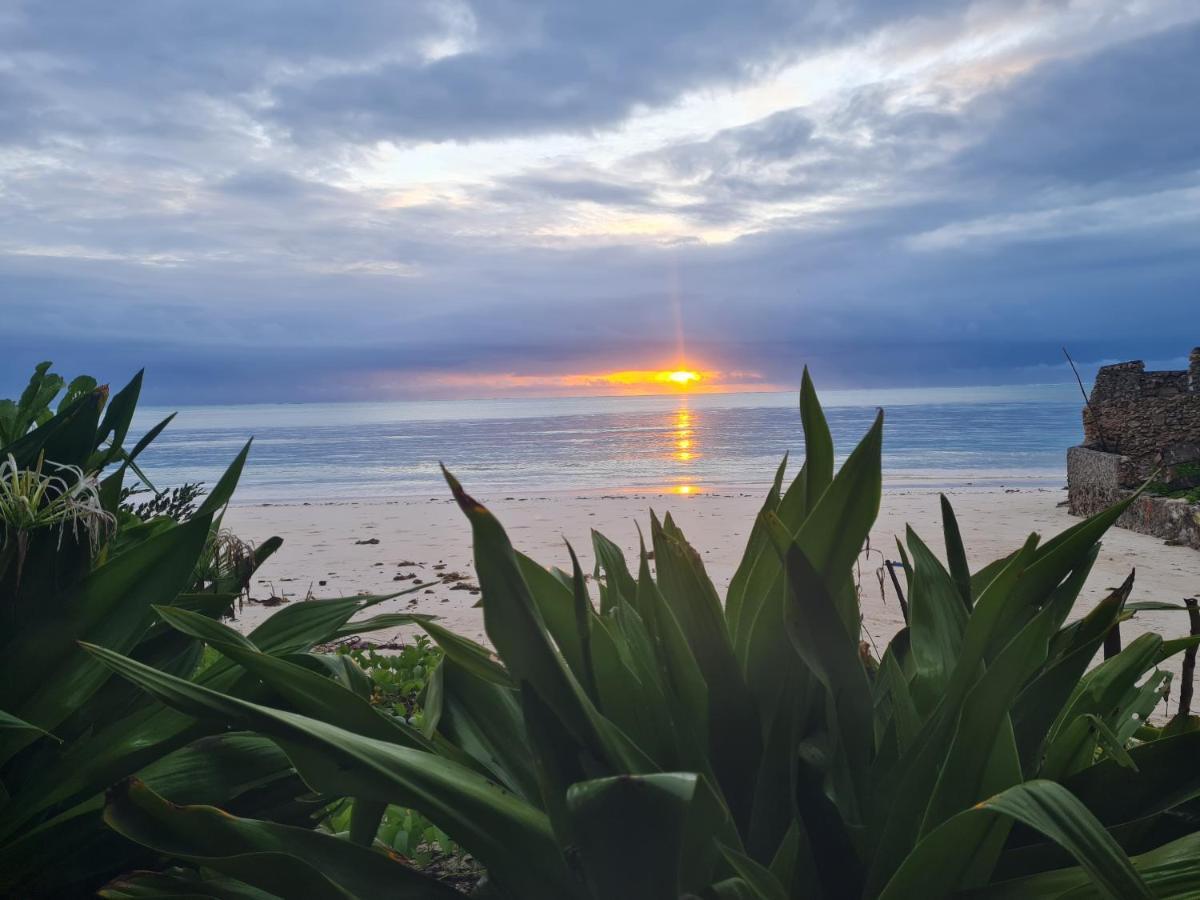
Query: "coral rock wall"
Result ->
[[1067, 348, 1200, 550]]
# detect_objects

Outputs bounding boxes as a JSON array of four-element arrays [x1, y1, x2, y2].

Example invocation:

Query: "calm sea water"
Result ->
[[126, 384, 1085, 504]]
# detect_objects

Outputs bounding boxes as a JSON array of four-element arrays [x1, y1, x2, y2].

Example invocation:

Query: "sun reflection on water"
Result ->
[[670, 403, 700, 494]]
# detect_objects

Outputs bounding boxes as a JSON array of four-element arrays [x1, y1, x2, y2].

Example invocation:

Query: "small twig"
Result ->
[[1176, 598, 1199, 719], [884, 560, 909, 625]]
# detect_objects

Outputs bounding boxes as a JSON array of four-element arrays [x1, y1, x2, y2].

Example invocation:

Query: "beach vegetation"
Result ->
[[83, 369, 1200, 898], [335, 637, 442, 723], [324, 638, 482, 889], [120, 480, 206, 521], [0, 363, 412, 896]]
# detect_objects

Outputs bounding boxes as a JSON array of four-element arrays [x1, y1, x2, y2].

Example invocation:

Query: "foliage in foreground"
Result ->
[[0, 364, 414, 897], [325, 639, 482, 887], [88, 371, 1200, 898]]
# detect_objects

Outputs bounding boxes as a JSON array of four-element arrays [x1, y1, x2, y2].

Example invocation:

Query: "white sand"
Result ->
[[225, 487, 1200, 709]]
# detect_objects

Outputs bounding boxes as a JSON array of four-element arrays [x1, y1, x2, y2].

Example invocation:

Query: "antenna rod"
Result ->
[[1063, 346, 1108, 452]]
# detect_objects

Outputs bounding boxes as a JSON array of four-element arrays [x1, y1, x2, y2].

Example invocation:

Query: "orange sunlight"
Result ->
[[560, 369, 713, 391], [396, 365, 777, 398], [665, 370, 700, 386]]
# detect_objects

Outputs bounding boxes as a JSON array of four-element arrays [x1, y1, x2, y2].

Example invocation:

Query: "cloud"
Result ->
[[1, 1, 1199, 401], [263, 1, 963, 144], [955, 22, 1200, 188]]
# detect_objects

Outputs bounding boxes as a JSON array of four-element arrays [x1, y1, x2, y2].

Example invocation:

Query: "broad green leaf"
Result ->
[[100, 867, 277, 899], [976, 831, 1200, 899], [865, 535, 1042, 893], [566, 773, 726, 899], [905, 526, 968, 709], [719, 843, 789, 900], [768, 513, 873, 824], [61, 375, 99, 414], [104, 777, 461, 899], [652, 511, 760, 828], [799, 368, 834, 504], [517, 550, 590, 681], [3, 592, 415, 844], [91, 370, 142, 468], [416, 618, 510, 686], [940, 495, 972, 610], [591, 528, 638, 612], [1012, 569, 1126, 773], [1064, 730, 1200, 829], [83, 642, 576, 898], [727, 454, 788, 651], [791, 410, 883, 638], [156, 606, 437, 753], [0, 708, 60, 743], [0, 512, 213, 757], [565, 542, 599, 700], [881, 781, 1153, 900], [425, 657, 540, 800], [634, 537, 711, 774], [443, 467, 648, 774], [920, 565, 1076, 836], [195, 440, 252, 516], [349, 798, 388, 847], [3, 383, 103, 469], [1041, 634, 1163, 778]]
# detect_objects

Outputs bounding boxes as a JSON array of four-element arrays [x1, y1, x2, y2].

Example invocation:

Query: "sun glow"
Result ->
[[392, 364, 777, 398], [558, 368, 711, 390]]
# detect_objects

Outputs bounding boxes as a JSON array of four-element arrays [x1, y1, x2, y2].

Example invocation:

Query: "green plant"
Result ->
[[120, 481, 206, 521], [1175, 462, 1200, 481], [324, 799, 481, 889], [324, 637, 485, 887], [0, 362, 98, 447], [1145, 482, 1200, 503], [337, 636, 442, 721], [0, 364, 413, 897], [86, 371, 1200, 899], [0, 453, 115, 558]]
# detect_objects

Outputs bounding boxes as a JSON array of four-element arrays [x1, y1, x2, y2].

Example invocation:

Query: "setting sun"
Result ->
[[665, 370, 700, 386]]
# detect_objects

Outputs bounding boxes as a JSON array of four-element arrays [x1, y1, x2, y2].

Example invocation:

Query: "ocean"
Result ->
[[127, 383, 1085, 504]]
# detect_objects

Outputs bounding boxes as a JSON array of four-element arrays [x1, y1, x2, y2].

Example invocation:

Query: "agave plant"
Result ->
[[0, 364, 418, 897], [86, 372, 1200, 898]]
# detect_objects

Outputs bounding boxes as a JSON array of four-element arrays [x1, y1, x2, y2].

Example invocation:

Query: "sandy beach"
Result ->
[[226, 486, 1200, 710]]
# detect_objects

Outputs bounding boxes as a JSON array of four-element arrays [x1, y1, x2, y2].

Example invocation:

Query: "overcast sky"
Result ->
[[1, 0, 1197, 401]]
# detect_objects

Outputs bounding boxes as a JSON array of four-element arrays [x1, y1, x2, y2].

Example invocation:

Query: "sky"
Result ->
[[1, 0, 1198, 402]]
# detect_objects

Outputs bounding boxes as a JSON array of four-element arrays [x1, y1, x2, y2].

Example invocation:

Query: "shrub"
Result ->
[[88, 371, 1200, 899], [0, 364, 411, 896]]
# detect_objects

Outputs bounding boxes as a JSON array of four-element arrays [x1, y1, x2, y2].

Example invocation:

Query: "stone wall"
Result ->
[[1067, 446, 1135, 511], [1067, 347, 1200, 550], [1068, 446, 1200, 549], [1082, 348, 1200, 482]]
